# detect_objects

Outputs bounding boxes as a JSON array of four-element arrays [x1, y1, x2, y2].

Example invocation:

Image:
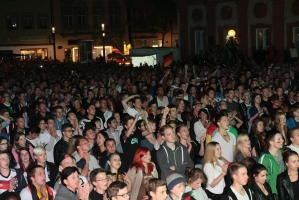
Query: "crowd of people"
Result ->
[[0, 46, 299, 200]]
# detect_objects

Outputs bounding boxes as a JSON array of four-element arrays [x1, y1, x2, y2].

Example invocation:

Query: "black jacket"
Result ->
[[250, 181, 276, 200], [53, 138, 69, 165], [277, 169, 299, 200], [220, 186, 254, 200]]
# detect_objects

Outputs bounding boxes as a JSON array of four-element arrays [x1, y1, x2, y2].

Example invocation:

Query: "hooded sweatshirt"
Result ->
[[157, 141, 194, 180]]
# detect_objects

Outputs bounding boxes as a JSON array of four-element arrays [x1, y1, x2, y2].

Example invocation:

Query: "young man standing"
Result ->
[[53, 123, 73, 165], [106, 117, 122, 153], [258, 130, 285, 195], [157, 125, 194, 180], [9, 116, 28, 145], [220, 162, 253, 200], [73, 137, 101, 171], [121, 95, 148, 120], [53, 106, 68, 131], [99, 98, 113, 128], [83, 124, 96, 148], [79, 103, 104, 130], [20, 165, 56, 200], [107, 181, 130, 200], [38, 117, 61, 163], [25, 126, 40, 148]]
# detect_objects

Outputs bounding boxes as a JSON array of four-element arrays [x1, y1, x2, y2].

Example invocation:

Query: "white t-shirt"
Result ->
[[212, 132, 236, 163], [288, 144, 299, 155], [103, 110, 113, 128], [204, 159, 226, 194], [193, 120, 207, 143], [38, 130, 62, 163], [125, 107, 148, 120], [157, 96, 169, 107], [20, 186, 56, 200], [26, 137, 40, 148], [0, 169, 17, 194], [231, 186, 250, 200]]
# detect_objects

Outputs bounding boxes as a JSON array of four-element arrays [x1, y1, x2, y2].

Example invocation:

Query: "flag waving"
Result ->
[[163, 52, 173, 67]]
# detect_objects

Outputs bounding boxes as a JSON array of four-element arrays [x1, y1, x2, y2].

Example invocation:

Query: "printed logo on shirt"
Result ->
[[131, 138, 138, 144]]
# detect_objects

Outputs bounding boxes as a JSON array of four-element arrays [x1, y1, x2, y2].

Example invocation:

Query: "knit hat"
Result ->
[[166, 173, 185, 191]]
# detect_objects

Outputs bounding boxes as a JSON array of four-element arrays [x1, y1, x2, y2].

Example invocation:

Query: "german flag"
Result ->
[[163, 52, 173, 67]]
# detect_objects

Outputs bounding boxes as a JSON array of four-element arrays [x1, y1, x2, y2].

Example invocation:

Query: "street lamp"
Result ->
[[52, 27, 56, 60], [101, 23, 105, 62], [225, 29, 239, 63]]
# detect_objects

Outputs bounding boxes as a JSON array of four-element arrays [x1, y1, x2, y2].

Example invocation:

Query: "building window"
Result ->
[[7, 14, 18, 29], [195, 30, 205, 54], [64, 9, 73, 26], [94, 9, 103, 26], [109, 9, 119, 25], [152, 40, 162, 47], [293, 27, 299, 48], [23, 14, 34, 29], [256, 28, 270, 49], [78, 9, 86, 26], [38, 13, 48, 29]]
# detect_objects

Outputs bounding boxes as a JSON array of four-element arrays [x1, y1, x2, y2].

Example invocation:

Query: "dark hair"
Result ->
[[82, 123, 95, 137], [75, 137, 87, 151], [121, 115, 134, 127], [215, 112, 227, 127], [54, 105, 63, 112], [45, 117, 55, 124], [61, 167, 80, 186], [107, 181, 127, 198], [62, 123, 73, 133], [0, 192, 21, 200], [250, 163, 267, 185], [90, 168, 106, 185], [91, 131, 109, 159], [265, 130, 281, 147], [282, 149, 299, 163], [18, 147, 34, 173], [107, 117, 116, 126], [28, 126, 40, 135], [27, 165, 44, 184], [104, 138, 116, 147]]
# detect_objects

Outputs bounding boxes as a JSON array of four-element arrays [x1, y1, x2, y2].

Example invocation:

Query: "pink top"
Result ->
[[12, 145, 34, 163]]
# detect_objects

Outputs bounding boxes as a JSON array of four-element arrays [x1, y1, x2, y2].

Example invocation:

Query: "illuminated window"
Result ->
[[256, 28, 270, 49]]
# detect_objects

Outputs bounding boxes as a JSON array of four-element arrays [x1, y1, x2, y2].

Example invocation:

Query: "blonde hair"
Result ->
[[202, 142, 220, 169], [33, 146, 46, 155], [236, 133, 251, 157]]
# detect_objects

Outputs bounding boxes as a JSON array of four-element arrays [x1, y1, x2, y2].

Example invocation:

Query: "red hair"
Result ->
[[129, 147, 154, 173]]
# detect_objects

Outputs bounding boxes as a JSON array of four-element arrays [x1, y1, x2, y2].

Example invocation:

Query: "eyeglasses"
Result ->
[[113, 192, 131, 198], [96, 178, 109, 182], [0, 143, 8, 146]]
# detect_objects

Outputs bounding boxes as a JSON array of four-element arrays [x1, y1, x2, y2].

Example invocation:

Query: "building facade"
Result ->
[[177, 0, 299, 61], [0, 0, 178, 62]]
